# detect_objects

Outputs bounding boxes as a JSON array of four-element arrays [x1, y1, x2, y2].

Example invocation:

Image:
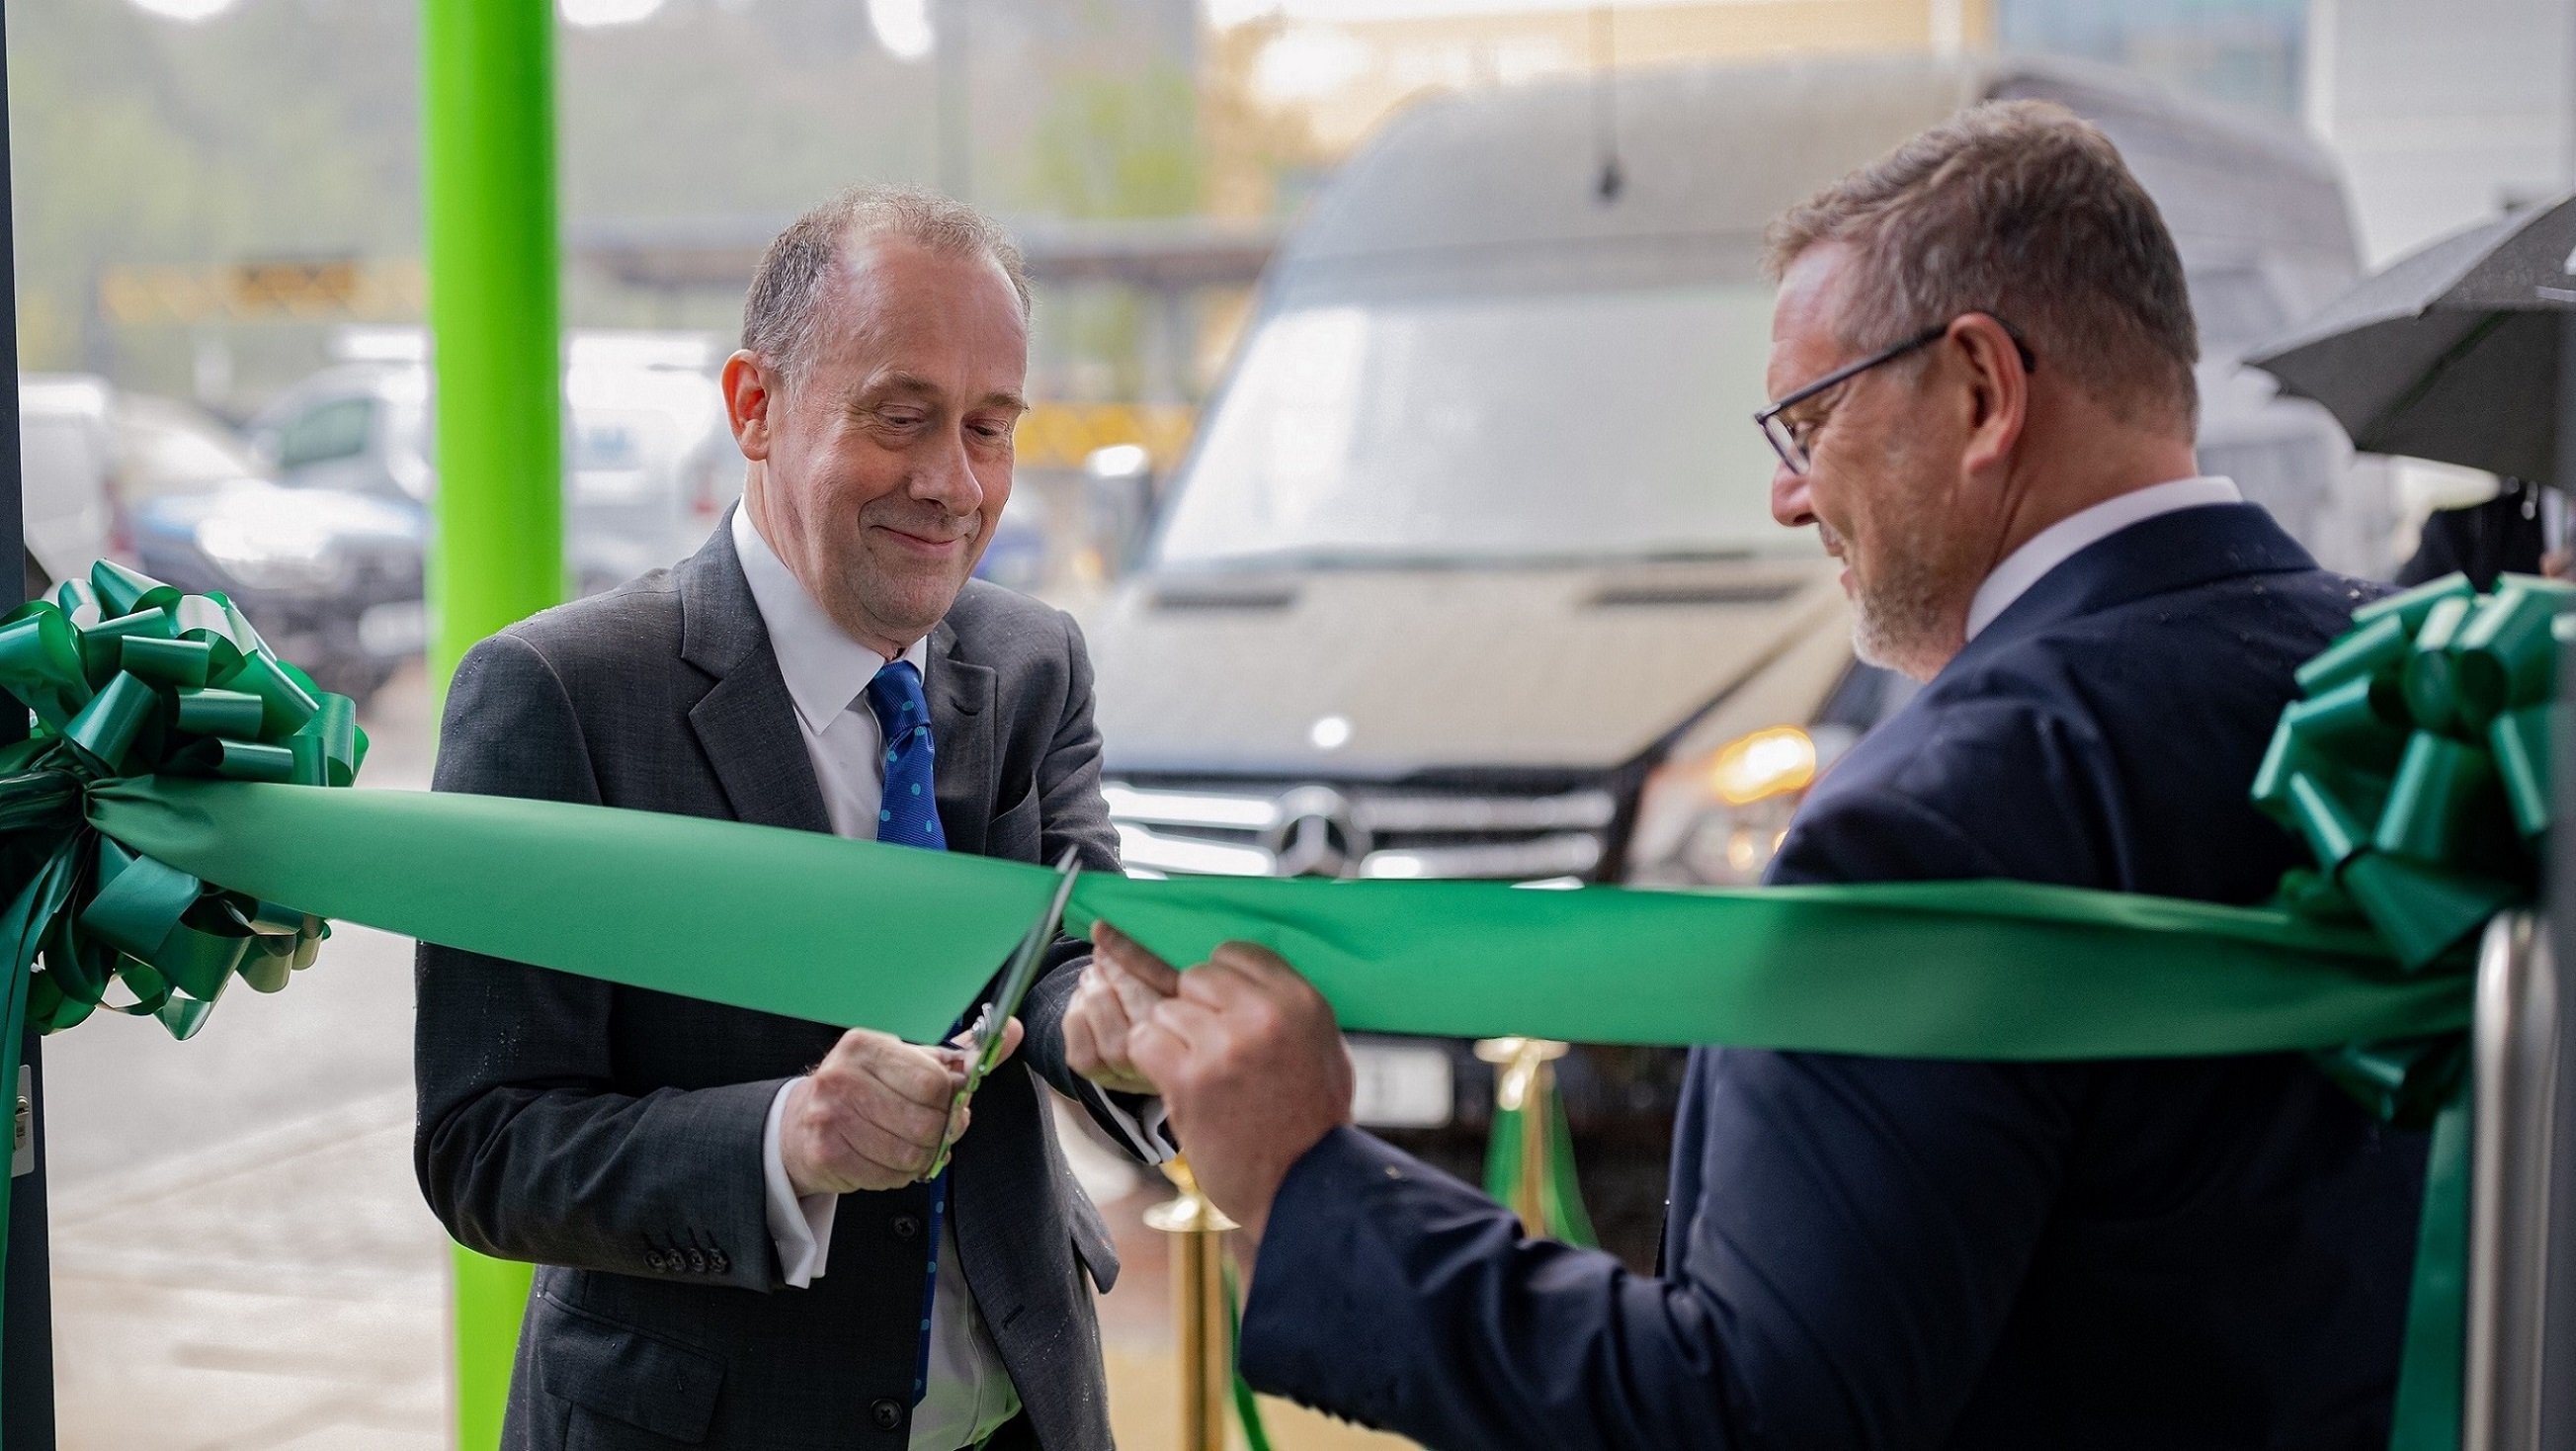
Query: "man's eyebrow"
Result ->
[[858, 370, 941, 400], [854, 373, 1026, 413]]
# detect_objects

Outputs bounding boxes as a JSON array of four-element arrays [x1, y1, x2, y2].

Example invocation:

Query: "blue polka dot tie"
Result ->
[[864, 660, 948, 855], [863, 658, 951, 1407]]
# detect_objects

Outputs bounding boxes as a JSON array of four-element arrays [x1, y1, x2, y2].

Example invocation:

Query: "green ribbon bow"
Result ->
[[0, 560, 365, 1043], [2255, 570, 2567, 973], [2252, 570, 2570, 1450]]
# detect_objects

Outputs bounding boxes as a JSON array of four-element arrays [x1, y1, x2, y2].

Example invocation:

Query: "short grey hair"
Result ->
[[740, 185, 1032, 380], [1765, 100, 2200, 429]]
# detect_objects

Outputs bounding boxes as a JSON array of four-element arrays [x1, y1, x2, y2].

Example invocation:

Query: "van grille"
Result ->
[[1104, 778, 1617, 882]]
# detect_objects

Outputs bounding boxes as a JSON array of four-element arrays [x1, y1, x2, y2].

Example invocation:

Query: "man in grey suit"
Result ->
[[415, 187, 1165, 1451]]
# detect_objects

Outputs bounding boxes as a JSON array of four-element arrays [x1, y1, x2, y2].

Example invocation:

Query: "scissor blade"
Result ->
[[969, 847, 1083, 1083], [927, 849, 1085, 1180]]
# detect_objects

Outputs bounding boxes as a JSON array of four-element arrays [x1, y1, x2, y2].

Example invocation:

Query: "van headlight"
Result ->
[[1626, 725, 1846, 886]]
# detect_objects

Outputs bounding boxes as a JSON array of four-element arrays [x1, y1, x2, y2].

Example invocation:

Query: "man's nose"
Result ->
[[1771, 463, 1815, 529], [915, 429, 987, 517]]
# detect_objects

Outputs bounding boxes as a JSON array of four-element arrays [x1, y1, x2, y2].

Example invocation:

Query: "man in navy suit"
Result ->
[[1076, 100, 2430, 1449]]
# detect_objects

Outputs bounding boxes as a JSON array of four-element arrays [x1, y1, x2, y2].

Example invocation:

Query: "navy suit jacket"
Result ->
[[1239, 503, 2430, 1450]]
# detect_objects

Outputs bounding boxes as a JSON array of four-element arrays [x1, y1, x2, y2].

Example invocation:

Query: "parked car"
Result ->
[[131, 331, 744, 705], [17, 375, 117, 597], [110, 393, 267, 509], [130, 476, 425, 704], [245, 329, 738, 595], [1080, 53, 2389, 1269]]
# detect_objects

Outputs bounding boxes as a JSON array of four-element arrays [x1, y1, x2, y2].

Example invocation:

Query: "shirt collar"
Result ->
[[1964, 475, 2243, 641], [730, 504, 930, 733]]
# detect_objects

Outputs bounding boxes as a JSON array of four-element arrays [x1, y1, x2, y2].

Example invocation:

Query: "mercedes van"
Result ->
[[1083, 54, 2386, 1265]]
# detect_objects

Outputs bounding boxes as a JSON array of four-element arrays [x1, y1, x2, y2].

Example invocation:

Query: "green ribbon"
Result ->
[[87, 778, 2458, 1054], [3, 563, 2552, 1448], [1222, 1255, 1277, 1451]]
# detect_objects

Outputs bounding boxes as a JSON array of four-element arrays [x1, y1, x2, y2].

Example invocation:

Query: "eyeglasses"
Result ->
[[1754, 316, 2037, 475]]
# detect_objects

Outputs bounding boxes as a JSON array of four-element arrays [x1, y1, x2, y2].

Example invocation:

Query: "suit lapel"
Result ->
[[691, 657, 833, 834], [676, 514, 833, 835], [930, 618, 998, 858]]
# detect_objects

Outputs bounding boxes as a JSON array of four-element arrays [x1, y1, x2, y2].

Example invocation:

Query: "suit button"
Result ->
[[708, 1249, 730, 1274], [893, 1215, 921, 1240], [870, 1398, 904, 1431], [644, 1250, 668, 1272], [686, 1248, 707, 1273]]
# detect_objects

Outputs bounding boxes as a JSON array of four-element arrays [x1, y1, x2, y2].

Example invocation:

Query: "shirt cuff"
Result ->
[[762, 1077, 839, 1287], [1092, 1088, 1179, 1164]]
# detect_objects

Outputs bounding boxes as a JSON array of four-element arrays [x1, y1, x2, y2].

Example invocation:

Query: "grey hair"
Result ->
[[1765, 99, 2200, 430], [740, 184, 1032, 379]]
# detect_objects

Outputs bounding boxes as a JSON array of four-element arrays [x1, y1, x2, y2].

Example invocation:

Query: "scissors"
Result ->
[[926, 845, 1083, 1177]]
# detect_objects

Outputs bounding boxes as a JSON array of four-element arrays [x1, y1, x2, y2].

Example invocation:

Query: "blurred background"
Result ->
[[14, 0, 2575, 1446]]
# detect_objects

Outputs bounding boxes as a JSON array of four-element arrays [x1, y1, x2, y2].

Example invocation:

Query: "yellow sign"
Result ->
[[99, 259, 427, 325], [1013, 401, 1196, 471]]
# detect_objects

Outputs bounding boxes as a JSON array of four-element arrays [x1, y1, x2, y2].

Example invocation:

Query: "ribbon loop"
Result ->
[[0, 605, 90, 728], [2256, 573, 2567, 971], [174, 687, 267, 739]]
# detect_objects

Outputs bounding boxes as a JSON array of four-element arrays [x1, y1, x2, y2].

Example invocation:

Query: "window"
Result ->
[[272, 396, 374, 471], [1158, 283, 1789, 569], [1997, 0, 2308, 120]]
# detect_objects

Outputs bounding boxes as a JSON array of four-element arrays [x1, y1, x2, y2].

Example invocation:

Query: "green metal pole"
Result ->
[[424, 1, 558, 1447], [426, 0, 562, 691]]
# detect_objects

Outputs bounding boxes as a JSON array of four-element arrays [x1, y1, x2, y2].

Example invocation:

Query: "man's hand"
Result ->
[[1068, 923, 1185, 1094], [781, 1023, 1014, 1197], [1109, 930, 1354, 1240]]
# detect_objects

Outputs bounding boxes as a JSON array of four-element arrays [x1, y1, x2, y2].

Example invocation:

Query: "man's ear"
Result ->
[[1952, 313, 2029, 478], [722, 350, 777, 462]]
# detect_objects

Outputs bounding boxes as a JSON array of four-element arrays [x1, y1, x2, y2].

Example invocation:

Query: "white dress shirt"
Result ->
[[1964, 475, 2244, 641], [732, 505, 1019, 1450]]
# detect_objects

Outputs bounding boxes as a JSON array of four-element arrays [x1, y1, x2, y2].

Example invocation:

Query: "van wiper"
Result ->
[[1180, 547, 1490, 572], [1179, 544, 1767, 572], [1621, 546, 1762, 563]]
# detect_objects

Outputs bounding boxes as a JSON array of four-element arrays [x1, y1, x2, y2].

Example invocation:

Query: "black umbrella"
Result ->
[[2249, 192, 2576, 490]]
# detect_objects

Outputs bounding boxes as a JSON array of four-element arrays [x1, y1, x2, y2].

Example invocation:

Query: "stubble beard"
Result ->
[[1845, 515, 1968, 683], [1837, 421, 1977, 681]]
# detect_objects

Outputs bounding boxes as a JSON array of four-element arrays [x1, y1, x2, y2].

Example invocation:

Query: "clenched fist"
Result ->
[[780, 1019, 1021, 1196], [1094, 927, 1353, 1240]]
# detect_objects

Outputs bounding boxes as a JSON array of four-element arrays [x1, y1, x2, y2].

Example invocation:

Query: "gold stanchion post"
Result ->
[[1476, 1037, 1570, 1234], [1144, 1155, 1237, 1451]]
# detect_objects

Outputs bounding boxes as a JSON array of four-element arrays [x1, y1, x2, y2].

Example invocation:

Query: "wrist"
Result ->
[[779, 1077, 822, 1198]]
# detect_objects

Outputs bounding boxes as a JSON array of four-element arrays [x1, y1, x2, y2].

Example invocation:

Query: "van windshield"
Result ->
[[1155, 282, 1791, 569]]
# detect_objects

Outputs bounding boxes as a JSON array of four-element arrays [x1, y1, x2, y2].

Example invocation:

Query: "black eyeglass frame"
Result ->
[[1754, 315, 2038, 474]]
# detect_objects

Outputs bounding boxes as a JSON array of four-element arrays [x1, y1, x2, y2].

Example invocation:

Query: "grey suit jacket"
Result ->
[[414, 519, 1126, 1451]]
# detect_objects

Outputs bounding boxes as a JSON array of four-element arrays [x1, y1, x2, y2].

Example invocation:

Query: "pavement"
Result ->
[[37, 662, 1405, 1451]]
